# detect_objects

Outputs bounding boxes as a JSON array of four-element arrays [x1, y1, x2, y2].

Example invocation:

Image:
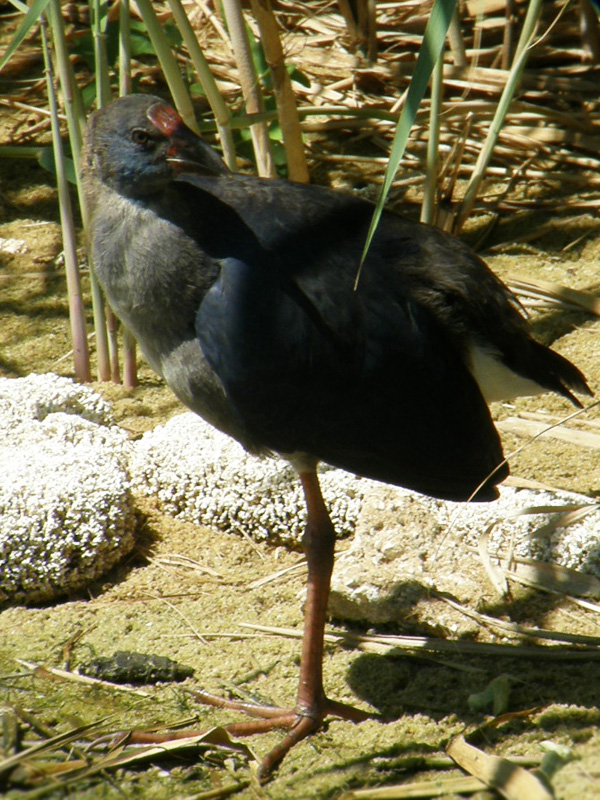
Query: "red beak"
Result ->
[[147, 101, 230, 177]]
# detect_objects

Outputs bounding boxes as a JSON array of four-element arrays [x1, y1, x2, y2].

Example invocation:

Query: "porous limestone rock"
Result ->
[[0, 374, 135, 604], [129, 412, 364, 547], [329, 483, 600, 627]]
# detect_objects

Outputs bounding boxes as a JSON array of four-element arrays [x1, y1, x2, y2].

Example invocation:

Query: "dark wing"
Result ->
[[194, 245, 507, 502], [172, 173, 590, 406]]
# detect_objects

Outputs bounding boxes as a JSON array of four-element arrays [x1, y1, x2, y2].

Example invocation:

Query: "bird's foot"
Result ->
[[190, 688, 373, 782], [126, 689, 372, 782]]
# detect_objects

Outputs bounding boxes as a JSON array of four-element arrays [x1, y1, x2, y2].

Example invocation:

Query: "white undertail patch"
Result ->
[[468, 345, 546, 403]]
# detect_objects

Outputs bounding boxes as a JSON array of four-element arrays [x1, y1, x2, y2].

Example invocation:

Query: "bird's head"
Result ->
[[82, 94, 229, 200]]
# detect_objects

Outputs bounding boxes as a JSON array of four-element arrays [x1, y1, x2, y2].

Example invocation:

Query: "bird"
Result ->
[[81, 93, 591, 781]]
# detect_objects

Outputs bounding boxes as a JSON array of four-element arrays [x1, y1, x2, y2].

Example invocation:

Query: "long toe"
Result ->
[[256, 698, 376, 783], [192, 687, 375, 781]]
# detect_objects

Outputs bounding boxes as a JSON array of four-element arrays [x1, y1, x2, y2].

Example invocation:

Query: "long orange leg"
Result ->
[[249, 469, 372, 780]]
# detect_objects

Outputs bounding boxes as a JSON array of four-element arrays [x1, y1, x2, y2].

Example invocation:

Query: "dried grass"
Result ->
[[181, 0, 600, 227]]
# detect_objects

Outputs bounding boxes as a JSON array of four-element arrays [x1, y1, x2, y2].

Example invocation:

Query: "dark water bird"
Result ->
[[82, 93, 591, 780]]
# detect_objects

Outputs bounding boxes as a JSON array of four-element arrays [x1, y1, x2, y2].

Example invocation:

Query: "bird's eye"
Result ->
[[131, 129, 151, 147]]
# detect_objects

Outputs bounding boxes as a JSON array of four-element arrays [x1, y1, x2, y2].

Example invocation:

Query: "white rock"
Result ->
[[129, 412, 364, 546], [0, 374, 135, 604], [329, 483, 600, 625], [0, 237, 27, 254]]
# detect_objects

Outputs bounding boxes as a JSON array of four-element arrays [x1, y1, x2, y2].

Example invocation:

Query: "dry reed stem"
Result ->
[[236, 623, 600, 660]]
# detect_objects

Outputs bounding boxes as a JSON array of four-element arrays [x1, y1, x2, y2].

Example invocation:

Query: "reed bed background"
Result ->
[[2, 0, 599, 381]]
